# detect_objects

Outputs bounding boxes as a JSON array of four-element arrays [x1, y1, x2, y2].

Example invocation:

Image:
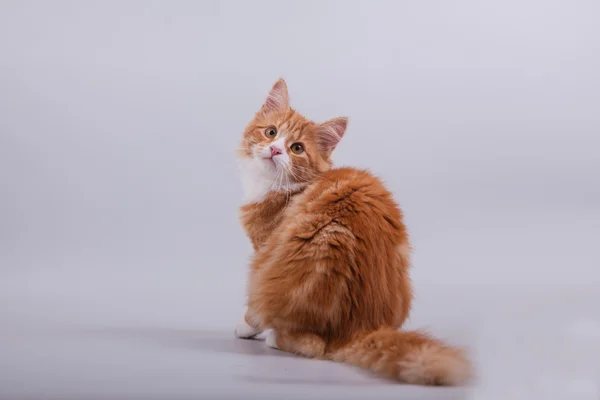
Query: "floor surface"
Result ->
[[2, 276, 599, 400]]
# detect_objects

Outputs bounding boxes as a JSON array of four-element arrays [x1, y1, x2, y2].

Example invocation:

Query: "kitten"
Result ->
[[234, 79, 471, 386]]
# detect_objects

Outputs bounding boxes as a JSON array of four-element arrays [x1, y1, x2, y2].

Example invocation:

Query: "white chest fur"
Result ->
[[238, 157, 278, 204]]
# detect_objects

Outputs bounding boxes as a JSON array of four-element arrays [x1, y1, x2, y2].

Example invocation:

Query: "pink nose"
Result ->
[[270, 146, 282, 157]]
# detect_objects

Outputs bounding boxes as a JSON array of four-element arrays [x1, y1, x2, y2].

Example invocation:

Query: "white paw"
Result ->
[[234, 316, 261, 339], [265, 330, 279, 349]]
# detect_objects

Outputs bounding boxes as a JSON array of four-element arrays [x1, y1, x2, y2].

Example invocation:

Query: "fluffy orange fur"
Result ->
[[235, 79, 472, 386]]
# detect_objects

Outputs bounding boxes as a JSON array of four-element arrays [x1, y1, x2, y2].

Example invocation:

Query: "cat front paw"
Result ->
[[265, 330, 278, 349], [234, 316, 261, 339]]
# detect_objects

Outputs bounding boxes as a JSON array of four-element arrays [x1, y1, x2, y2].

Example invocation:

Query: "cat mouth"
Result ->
[[261, 156, 278, 168]]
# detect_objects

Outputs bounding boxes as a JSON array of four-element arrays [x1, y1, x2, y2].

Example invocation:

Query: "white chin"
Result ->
[[263, 158, 278, 169]]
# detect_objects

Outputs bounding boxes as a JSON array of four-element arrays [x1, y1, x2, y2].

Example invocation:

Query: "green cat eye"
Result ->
[[290, 143, 304, 154], [265, 126, 277, 138]]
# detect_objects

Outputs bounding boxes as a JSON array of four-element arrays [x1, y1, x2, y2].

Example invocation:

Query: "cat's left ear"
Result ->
[[259, 78, 290, 115], [318, 117, 348, 153]]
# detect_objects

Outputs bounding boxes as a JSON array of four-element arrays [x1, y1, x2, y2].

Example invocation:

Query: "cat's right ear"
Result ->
[[318, 117, 348, 154], [258, 78, 289, 115]]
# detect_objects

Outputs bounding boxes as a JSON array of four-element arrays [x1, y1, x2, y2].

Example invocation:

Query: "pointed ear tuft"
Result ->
[[318, 117, 348, 152], [259, 78, 289, 115]]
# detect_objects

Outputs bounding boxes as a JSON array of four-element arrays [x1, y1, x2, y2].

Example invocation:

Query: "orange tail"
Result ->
[[330, 328, 472, 386]]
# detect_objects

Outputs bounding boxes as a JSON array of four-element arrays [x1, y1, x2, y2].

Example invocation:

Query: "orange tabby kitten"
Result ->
[[234, 79, 471, 386]]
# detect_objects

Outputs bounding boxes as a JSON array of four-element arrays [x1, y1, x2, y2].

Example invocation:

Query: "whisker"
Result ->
[[283, 166, 293, 209], [286, 177, 293, 208], [291, 165, 335, 184]]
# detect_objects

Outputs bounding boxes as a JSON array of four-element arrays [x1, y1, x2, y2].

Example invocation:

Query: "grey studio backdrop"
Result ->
[[1, 1, 599, 399]]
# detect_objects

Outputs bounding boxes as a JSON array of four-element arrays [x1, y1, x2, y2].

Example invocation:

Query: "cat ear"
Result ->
[[318, 117, 348, 153], [259, 78, 289, 115]]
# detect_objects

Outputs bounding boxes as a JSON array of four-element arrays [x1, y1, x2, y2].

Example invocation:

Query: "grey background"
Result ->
[[1, 1, 599, 399]]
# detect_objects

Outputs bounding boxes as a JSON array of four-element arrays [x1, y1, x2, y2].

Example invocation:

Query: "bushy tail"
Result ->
[[330, 328, 472, 386]]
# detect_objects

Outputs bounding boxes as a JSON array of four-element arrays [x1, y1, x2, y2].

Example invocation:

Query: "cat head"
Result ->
[[238, 79, 348, 193]]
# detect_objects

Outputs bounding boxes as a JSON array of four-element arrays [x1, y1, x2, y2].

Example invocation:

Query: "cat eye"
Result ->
[[264, 126, 277, 138], [290, 143, 304, 154]]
